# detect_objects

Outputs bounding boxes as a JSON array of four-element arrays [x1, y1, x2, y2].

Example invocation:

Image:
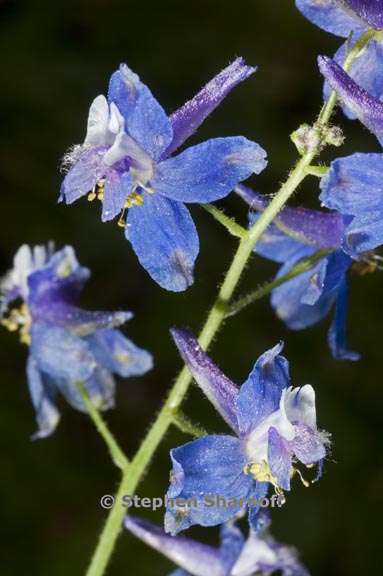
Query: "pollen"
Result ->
[[244, 460, 280, 487], [124, 192, 144, 208], [1, 303, 32, 345]]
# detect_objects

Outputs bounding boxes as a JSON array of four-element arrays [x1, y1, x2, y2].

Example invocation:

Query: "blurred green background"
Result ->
[[1, 0, 382, 574]]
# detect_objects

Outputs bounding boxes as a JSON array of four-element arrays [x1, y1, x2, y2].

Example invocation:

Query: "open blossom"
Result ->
[[0, 244, 152, 438], [125, 514, 310, 576], [165, 329, 328, 535], [60, 60, 267, 292], [237, 185, 360, 361]]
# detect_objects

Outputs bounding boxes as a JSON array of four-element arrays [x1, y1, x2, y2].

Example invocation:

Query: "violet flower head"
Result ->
[[296, 0, 383, 37], [165, 329, 329, 535], [0, 244, 152, 438], [125, 514, 310, 576], [60, 60, 267, 292], [319, 55, 383, 145], [237, 185, 360, 361]]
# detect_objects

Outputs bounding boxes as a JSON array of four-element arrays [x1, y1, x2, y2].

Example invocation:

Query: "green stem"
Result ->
[[305, 165, 329, 178], [171, 409, 208, 438], [202, 203, 247, 238], [84, 29, 377, 576], [75, 381, 129, 470], [84, 149, 318, 576], [227, 249, 331, 318]]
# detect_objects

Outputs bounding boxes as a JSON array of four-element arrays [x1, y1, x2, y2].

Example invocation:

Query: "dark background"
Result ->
[[1, 1, 382, 574]]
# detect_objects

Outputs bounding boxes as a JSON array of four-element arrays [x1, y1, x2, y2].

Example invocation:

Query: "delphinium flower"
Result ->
[[0, 243, 152, 438], [125, 513, 310, 576], [236, 185, 361, 361], [165, 329, 329, 534], [60, 60, 267, 292], [296, 1, 383, 121]]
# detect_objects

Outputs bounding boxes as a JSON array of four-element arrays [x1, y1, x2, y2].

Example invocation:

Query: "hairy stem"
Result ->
[[75, 381, 129, 470], [202, 203, 247, 238], [84, 29, 376, 576]]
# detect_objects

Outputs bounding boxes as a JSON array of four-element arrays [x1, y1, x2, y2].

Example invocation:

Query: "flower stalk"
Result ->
[[75, 381, 129, 470], [84, 28, 377, 576]]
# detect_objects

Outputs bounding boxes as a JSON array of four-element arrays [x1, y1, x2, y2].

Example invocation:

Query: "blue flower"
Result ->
[[296, 1, 383, 37], [165, 329, 328, 534], [0, 244, 153, 438], [60, 60, 267, 292], [237, 185, 360, 361], [125, 514, 310, 576]]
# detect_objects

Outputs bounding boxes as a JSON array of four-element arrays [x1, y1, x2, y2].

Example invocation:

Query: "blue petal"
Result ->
[[30, 322, 96, 382], [247, 482, 270, 532], [171, 328, 239, 432], [26, 355, 60, 439], [268, 427, 292, 491], [328, 279, 360, 360], [60, 147, 107, 204], [165, 58, 256, 156], [320, 152, 383, 254], [295, 0, 366, 37], [154, 137, 267, 203], [318, 56, 383, 146], [41, 306, 132, 337], [236, 343, 290, 436], [102, 170, 132, 222], [290, 423, 328, 465], [324, 38, 383, 120], [55, 366, 116, 412], [270, 251, 351, 331], [165, 435, 252, 534], [125, 517, 225, 576], [86, 328, 153, 377], [108, 64, 173, 160], [218, 523, 245, 574], [126, 194, 199, 292]]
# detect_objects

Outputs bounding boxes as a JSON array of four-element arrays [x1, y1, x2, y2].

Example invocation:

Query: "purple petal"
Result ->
[[341, 0, 383, 29], [239, 186, 345, 250], [165, 58, 256, 157], [154, 137, 267, 204], [318, 55, 383, 145], [323, 37, 383, 120], [125, 516, 225, 576], [218, 523, 245, 574], [170, 328, 239, 432]]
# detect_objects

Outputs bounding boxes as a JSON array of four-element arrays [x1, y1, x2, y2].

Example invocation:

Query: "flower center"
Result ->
[[1, 303, 31, 345]]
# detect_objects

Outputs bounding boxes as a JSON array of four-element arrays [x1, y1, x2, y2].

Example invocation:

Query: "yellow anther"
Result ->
[[292, 467, 310, 488], [1, 303, 32, 345], [244, 460, 279, 486], [97, 191, 104, 201], [87, 191, 97, 202]]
